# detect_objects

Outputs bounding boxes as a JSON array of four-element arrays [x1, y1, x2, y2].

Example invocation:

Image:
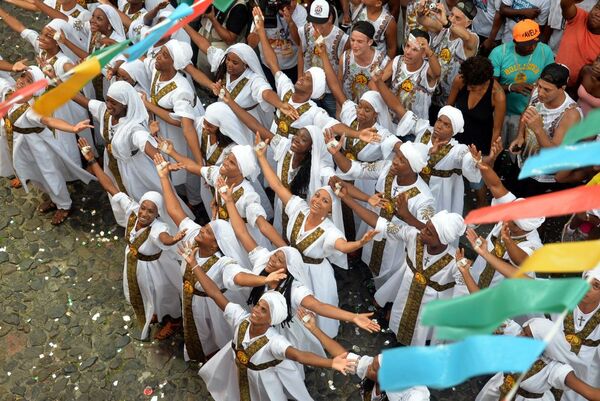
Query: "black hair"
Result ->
[[247, 269, 295, 327], [289, 155, 312, 198], [352, 20, 375, 40], [409, 28, 430, 43], [214, 53, 247, 83], [215, 128, 234, 148], [540, 63, 570, 88], [459, 56, 494, 86]]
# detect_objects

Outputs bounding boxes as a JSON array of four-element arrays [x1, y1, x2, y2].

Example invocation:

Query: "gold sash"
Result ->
[[201, 127, 225, 166], [217, 186, 244, 220], [419, 132, 459, 184], [290, 211, 324, 264], [182, 254, 219, 362], [477, 234, 526, 289], [280, 152, 294, 240], [150, 73, 178, 106], [274, 90, 311, 138], [125, 213, 162, 327], [499, 359, 547, 400], [343, 119, 369, 161], [3, 102, 29, 154], [563, 308, 600, 354], [229, 77, 249, 100], [101, 111, 127, 193], [396, 237, 454, 345], [368, 172, 421, 276], [233, 320, 282, 401]]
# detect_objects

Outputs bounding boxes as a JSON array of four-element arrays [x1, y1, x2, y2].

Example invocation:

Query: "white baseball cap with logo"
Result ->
[[308, 0, 330, 24]]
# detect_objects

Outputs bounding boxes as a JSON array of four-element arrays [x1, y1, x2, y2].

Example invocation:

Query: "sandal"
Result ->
[[38, 200, 57, 214], [154, 320, 181, 341], [51, 208, 71, 225], [9, 177, 22, 189]]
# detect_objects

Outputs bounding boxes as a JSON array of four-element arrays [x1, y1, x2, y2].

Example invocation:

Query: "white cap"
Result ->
[[308, 0, 330, 24]]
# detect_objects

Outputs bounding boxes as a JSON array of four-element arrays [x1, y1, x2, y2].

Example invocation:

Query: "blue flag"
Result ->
[[519, 141, 600, 179]]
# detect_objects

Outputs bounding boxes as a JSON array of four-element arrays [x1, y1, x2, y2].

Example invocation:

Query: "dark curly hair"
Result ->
[[459, 56, 494, 86]]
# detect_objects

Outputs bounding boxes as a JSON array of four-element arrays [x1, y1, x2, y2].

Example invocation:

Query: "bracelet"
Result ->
[[443, 20, 451, 29], [508, 83, 514, 93], [191, 264, 199, 273], [87, 159, 98, 166]]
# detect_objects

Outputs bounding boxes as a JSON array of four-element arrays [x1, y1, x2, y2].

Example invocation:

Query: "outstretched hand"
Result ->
[[358, 127, 381, 143], [254, 131, 269, 158], [77, 137, 95, 162], [360, 229, 379, 245], [352, 312, 381, 333], [331, 352, 356, 376], [324, 128, 343, 155]]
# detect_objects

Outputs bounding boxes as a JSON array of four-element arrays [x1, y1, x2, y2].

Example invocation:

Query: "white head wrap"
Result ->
[[212, 43, 266, 79], [399, 142, 429, 173], [119, 59, 151, 95], [139, 191, 163, 214], [208, 219, 251, 267], [231, 145, 259, 181], [26, 67, 46, 96], [106, 81, 150, 159], [97, 4, 126, 41], [253, 246, 310, 287], [204, 102, 252, 146], [0, 78, 13, 100], [500, 319, 523, 336], [356, 355, 375, 379], [438, 105, 464, 135], [583, 265, 600, 282], [430, 210, 466, 245], [306, 67, 326, 99], [0, 56, 15, 84], [316, 185, 347, 268], [164, 39, 193, 71], [259, 290, 288, 326], [388, 387, 431, 401], [511, 198, 545, 231], [304, 125, 335, 196], [360, 91, 393, 131], [45, 19, 73, 57]]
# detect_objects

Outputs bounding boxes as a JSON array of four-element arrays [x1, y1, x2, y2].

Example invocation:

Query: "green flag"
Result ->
[[178, 0, 194, 4], [562, 109, 600, 145], [91, 39, 133, 68], [213, 0, 234, 12], [421, 278, 589, 340]]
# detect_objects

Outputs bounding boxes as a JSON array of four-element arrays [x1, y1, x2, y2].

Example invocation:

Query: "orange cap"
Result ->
[[513, 19, 540, 42]]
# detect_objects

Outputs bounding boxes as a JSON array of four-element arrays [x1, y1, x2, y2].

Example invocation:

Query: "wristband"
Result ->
[[457, 258, 469, 268], [81, 145, 92, 155], [443, 20, 451, 29], [219, 186, 228, 194], [327, 139, 339, 149], [254, 141, 266, 152], [87, 158, 98, 166], [508, 83, 514, 93]]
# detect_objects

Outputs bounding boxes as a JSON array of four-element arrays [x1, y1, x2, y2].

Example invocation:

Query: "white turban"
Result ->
[[584, 266, 600, 282], [260, 290, 288, 326], [317, 185, 347, 268], [307, 67, 326, 100], [399, 142, 429, 173], [438, 105, 464, 135], [231, 145, 259, 181], [360, 91, 393, 131], [120, 59, 151, 95], [97, 4, 126, 41], [140, 191, 164, 215], [356, 355, 375, 379], [212, 43, 266, 79], [430, 210, 466, 245], [204, 102, 252, 146], [164, 39, 193, 71], [46, 19, 73, 57], [26, 67, 46, 96], [512, 198, 545, 231]]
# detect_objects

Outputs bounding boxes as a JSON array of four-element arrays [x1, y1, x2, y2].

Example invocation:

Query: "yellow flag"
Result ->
[[513, 240, 600, 277], [33, 57, 101, 117], [587, 173, 600, 186]]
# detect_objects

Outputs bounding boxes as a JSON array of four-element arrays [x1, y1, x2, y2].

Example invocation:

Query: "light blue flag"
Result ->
[[126, 3, 193, 61], [379, 335, 545, 392], [519, 141, 600, 179]]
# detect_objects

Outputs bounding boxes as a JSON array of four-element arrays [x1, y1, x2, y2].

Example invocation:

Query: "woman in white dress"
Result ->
[[255, 133, 378, 338], [74, 80, 193, 228], [79, 140, 185, 340], [141, 39, 204, 205], [0, 13, 96, 162], [183, 247, 355, 401], [0, 78, 18, 185], [220, 182, 380, 358], [8, 67, 95, 225]]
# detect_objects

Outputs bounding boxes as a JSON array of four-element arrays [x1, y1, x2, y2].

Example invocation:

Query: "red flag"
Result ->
[[464, 185, 600, 225], [0, 79, 49, 118], [163, 0, 212, 38]]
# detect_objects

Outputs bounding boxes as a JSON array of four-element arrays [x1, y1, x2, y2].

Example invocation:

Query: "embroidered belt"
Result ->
[[135, 251, 162, 262], [12, 125, 44, 134], [301, 255, 324, 265], [405, 257, 455, 292]]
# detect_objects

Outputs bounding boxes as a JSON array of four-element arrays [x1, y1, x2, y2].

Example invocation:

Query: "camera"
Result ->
[[425, 0, 439, 11], [258, 0, 292, 29]]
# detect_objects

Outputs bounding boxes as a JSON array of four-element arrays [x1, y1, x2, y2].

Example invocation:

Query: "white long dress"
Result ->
[[20, 29, 95, 164], [284, 196, 346, 338], [113, 193, 182, 340], [374, 220, 464, 346], [0, 78, 16, 178], [201, 165, 272, 249], [476, 357, 573, 401], [88, 99, 194, 228], [10, 101, 95, 209], [178, 218, 249, 360], [338, 159, 436, 290], [199, 302, 314, 401]]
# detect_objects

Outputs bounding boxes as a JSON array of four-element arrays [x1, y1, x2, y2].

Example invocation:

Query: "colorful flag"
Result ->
[[379, 335, 545, 391], [213, 0, 234, 12], [562, 109, 600, 145], [519, 141, 600, 179], [465, 185, 600, 225], [164, 0, 214, 38], [421, 278, 589, 340], [0, 79, 49, 118], [33, 40, 131, 116], [513, 240, 600, 277]]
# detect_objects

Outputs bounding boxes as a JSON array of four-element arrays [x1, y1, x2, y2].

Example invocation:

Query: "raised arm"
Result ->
[[181, 246, 230, 311], [373, 72, 407, 119], [301, 295, 381, 333], [180, 116, 204, 165], [466, 229, 524, 279], [183, 24, 212, 54], [153, 153, 188, 226], [254, 7, 281, 74], [455, 248, 480, 294], [475, 140, 509, 199], [561, 0, 580, 21], [223, 90, 274, 141], [317, 43, 347, 105], [255, 133, 293, 205], [78, 138, 120, 196], [156, 135, 202, 176], [297, 309, 348, 357], [285, 347, 353, 374], [41, 117, 93, 134], [5, 0, 39, 12], [0, 7, 28, 34], [184, 64, 215, 91], [141, 93, 181, 127], [220, 177, 259, 252], [31, 0, 69, 21]]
